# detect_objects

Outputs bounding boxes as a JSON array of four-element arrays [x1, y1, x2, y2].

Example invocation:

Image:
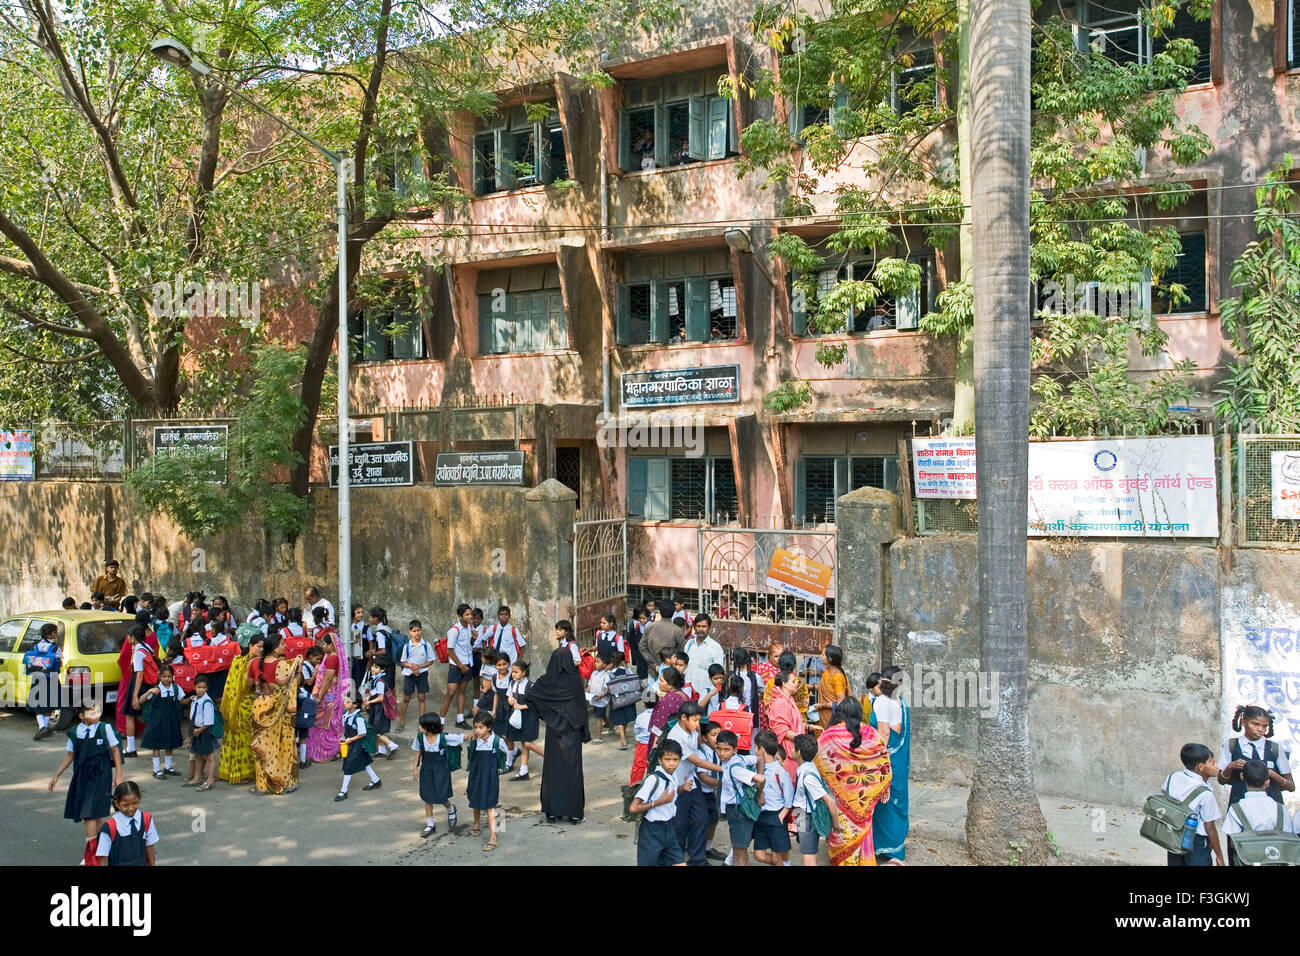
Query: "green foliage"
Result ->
[[763, 380, 813, 413], [1214, 156, 1300, 433], [126, 345, 309, 537]]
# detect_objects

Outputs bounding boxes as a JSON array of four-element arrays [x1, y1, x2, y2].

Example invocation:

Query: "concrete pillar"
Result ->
[[522, 478, 578, 664], [834, 486, 902, 691]]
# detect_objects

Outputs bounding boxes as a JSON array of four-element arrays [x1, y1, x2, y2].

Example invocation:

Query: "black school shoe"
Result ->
[[122, 750, 139, 758], [334, 792, 348, 802], [363, 779, 382, 791], [163, 768, 181, 776], [421, 826, 436, 838], [152, 770, 166, 780], [705, 848, 727, 861]]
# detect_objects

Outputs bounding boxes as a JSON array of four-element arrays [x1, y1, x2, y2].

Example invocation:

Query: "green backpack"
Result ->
[[804, 768, 834, 838], [440, 733, 463, 772], [1227, 803, 1300, 866], [1140, 776, 1209, 854], [646, 716, 681, 776], [728, 765, 762, 822]]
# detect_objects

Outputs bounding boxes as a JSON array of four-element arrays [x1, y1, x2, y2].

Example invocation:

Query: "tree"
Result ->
[[1214, 156, 1300, 433]]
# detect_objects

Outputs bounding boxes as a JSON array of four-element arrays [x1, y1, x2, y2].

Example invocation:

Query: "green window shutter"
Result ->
[[685, 276, 710, 341], [529, 293, 548, 351], [794, 457, 806, 524], [688, 96, 708, 160], [646, 458, 670, 520], [363, 309, 388, 361], [896, 280, 920, 330], [477, 295, 494, 355], [834, 457, 850, 521], [829, 87, 850, 134], [536, 122, 552, 184], [707, 96, 729, 160], [628, 458, 648, 517], [651, 280, 671, 343], [791, 270, 807, 336], [549, 291, 567, 349], [654, 104, 669, 168], [617, 110, 631, 172], [616, 285, 630, 345], [495, 129, 515, 190], [789, 99, 803, 140], [391, 310, 422, 359], [883, 456, 899, 494]]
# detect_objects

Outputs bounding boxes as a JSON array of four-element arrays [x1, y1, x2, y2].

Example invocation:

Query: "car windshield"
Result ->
[[76, 620, 133, 656]]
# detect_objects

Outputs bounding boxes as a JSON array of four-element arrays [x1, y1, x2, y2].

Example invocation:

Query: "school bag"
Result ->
[[728, 765, 762, 822], [1226, 803, 1300, 866], [578, 649, 595, 681], [362, 721, 379, 755], [632, 771, 674, 843], [140, 648, 161, 685], [711, 707, 754, 750], [154, 620, 175, 645], [91, 811, 152, 866], [382, 688, 398, 721], [802, 766, 834, 838], [645, 715, 681, 776], [468, 735, 508, 773], [234, 621, 260, 649], [440, 733, 463, 772], [607, 670, 642, 710], [294, 694, 318, 729], [1140, 775, 1211, 854]]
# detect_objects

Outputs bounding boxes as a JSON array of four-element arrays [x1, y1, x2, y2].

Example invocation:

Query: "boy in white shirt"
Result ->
[[441, 603, 475, 730], [486, 605, 526, 665], [667, 702, 722, 866], [715, 728, 760, 866], [792, 733, 841, 866], [1222, 758, 1296, 865], [630, 739, 687, 866], [398, 619, 434, 732], [1161, 743, 1224, 867]]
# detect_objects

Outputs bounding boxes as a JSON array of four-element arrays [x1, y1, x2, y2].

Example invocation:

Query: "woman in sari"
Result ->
[[113, 613, 158, 738], [306, 626, 345, 763], [766, 665, 805, 780], [813, 644, 850, 728], [871, 665, 910, 863], [816, 697, 892, 866], [647, 666, 688, 749], [218, 634, 263, 784], [524, 628, 590, 823], [249, 634, 302, 795]]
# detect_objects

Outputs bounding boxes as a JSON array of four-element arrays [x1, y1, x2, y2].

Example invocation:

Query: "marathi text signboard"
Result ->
[[433, 451, 525, 486], [154, 425, 228, 481], [1027, 436, 1218, 537], [764, 548, 833, 606], [912, 437, 978, 499], [0, 428, 34, 481], [621, 364, 740, 407], [1272, 451, 1300, 520], [329, 441, 415, 488], [1222, 586, 1300, 767]]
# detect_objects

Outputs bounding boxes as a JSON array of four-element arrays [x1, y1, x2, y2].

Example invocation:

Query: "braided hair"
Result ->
[[832, 696, 865, 748], [1231, 704, 1275, 737]]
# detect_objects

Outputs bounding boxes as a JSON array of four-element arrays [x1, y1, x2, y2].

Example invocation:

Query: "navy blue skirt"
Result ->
[[141, 697, 184, 751], [609, 702, 638, 727], [466, 754, 499, 810], [507, 707, 540, 743], [342, 743, 372, 775], [367, 702, 390, 734], [190, 728, 216, 755], [419, 751, 452, 805]]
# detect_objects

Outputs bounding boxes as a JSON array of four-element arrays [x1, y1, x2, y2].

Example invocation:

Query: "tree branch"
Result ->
[[0, 340, 101, 365], [0, 254, 107, 297], [1, 298, 95, 338]]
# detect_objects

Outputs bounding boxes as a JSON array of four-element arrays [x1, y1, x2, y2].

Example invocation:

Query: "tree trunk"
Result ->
[[965, 0, 1049, 864], [952, 0, 975, 431]]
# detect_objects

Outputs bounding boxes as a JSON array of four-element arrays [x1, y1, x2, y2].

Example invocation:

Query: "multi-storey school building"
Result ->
[[335, 0, 1300, 615]]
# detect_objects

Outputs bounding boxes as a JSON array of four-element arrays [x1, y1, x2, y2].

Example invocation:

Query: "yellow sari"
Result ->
[[250, 658, 299, 794], [218, 654, 256, 784]]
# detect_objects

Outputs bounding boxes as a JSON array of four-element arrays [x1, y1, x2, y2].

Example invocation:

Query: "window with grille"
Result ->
[[1291, 0, 1298, 69], [349, 290, 426, 363], [1080, 1, 1212, 85], [709, 277, 738, 340], [617, 249, 735, 345], [670, 459, 707, 518], [1152, 232, 1207, 314], [473, 103, 570, 195], [892, 44, 938, 116], [618, 69, 738, 172], [794, 256, 930, 336], [628, 455, 737, 521], [712, 457, 738, 521], [556, 446, 581, 506], [801, 457, 838, 525], [798, 454, 899, 523]]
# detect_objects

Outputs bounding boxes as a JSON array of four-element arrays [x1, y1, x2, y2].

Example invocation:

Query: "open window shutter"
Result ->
[[791, 270, 807, 336], [477, 296, 495, 355], [616, 285, 630, 344], [391, 309, 422, 358], [794, 457, 806, 524], [628, 458, 648, 517], [617, 110, 631, 172], [834, 457, 850, 521], [895, 280, 920, 330], [884, 456, 900, 494], [347, 311, 364, 361], [688, 96, 708, 160], [788, 99, 803, 140], [829, 86, 850, 133], [363, 309, 388, 360], [549, 291, 567, 349], [651, 280, 670, 343], [530, 293, 549, 351], [707, 96, 730, 160], [537, 122, 552, 184], [646, 458, 670, 520], [654, 104, 669, 168], [495, 129, 515, 190], [685, 277, 710, 341]]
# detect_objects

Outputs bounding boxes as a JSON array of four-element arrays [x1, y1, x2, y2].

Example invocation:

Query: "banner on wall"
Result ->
[[764, 548, 833, 606], [1273, 451, 1300, 520], [0, 428, 34, 481], [912, 437, 978, 499], [1222, 587, 1300, 767]]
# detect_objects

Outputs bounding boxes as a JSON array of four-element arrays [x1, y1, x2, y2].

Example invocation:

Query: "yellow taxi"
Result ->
[[0, 611, 136, 730]]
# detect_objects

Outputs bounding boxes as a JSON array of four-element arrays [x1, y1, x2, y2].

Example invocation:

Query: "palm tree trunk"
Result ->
[[965, 0, 1049, 864]]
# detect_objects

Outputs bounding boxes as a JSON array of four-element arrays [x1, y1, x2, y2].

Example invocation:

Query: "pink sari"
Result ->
[[305, 652, 345, 762], [766, 686, 805, 780]]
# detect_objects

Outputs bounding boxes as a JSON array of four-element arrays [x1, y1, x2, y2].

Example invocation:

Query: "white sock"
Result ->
[[152, 756, 161, 771], [783, 860, 792, 866], [299, 744, 307, 761], [36, 714, 48, 729], [126, 736, 135, 751], [456, 714, 464, 724], [706, 840, 714, 851], [340, 774, 352, 794], [165, 755, 174, 769], [365, 765, 380, 783], [426, 815, 436, 827], [725, 850, 734, 866]]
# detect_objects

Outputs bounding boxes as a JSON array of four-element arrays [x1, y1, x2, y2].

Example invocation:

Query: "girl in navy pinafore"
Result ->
[[49, 705, 122, 866], [466, 713, 504, 850], [412, 712, 464, 837], [140, 665, 186, 779]]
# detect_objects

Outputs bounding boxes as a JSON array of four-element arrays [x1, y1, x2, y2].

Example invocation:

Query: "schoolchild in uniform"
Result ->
[[184, 676, 217, 791], [588, 651, 615, 740], [361, 656, 399, 757], [365, 607, 397, 690], [121, 624, 155, 758], [595, 614, 627, 662], [466, 712, 504, 851], [411, 712, 463, 837], [24, 621, 61, 739], [507, 660, 542, 781], [671, 596, 693, 629], [350, 603, 368, 690], [629, 738, 687, 866], [715, 729, 760, 866], [698, 721, 726, 861], [629, 709, 653, 786], [441, 603, 475, 730], [628, 607, 650, 681], [139, 664, 187, 779], [667, 702, 722, 866], [1217, 704, 1294, 806], [490, 654, 516, 769], [475, 648, 501, 720], [699, 664, 727, 719], [397, 619, 434, 732], [95, 780, 159, 866], [1223, 759, 1296, 864], [336, 694, 382, 800], [607, 655, 639, 751], [1161, 743, 1224, 867], [49, 703, 123, 865], [297, 646, 324, 767], [792, 732, 841, 866], [470, 607, 488, 679], [486, 605, 526, 667], [750, 729, 795, 866]]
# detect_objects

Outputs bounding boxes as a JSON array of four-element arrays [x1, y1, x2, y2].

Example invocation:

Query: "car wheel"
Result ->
[[52, 707, 76, 732]]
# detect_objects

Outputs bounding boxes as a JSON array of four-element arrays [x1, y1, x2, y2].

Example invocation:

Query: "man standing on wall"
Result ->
[[90, 559, 126, 608]]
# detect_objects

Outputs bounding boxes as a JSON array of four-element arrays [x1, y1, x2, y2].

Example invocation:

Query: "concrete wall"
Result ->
[[0, 480, 578, 671]]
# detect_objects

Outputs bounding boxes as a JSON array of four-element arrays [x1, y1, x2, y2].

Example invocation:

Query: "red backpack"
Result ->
[[140, 646, 160, 685], [89, 811, 151, 866]]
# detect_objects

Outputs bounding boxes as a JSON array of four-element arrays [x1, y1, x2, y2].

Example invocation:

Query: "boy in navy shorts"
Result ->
[[441, 604, 475, 729], [630, 739, 688, 866], [398, 620, 433, 732], [715, 729, 760, 866]]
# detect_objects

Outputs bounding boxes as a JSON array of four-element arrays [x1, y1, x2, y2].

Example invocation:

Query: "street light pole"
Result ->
[[151, 38, 354, 667]]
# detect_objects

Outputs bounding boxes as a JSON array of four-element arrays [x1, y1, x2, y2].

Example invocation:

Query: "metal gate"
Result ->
[[697, 527, 837, 655], [573, 512, 627, 638]]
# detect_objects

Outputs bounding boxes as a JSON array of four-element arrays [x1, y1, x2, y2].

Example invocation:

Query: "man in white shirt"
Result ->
[[398, 620, 434, 731], [305, 587, 335, 627], [683, 614, 725, 699], [440, 603, 475, 730]]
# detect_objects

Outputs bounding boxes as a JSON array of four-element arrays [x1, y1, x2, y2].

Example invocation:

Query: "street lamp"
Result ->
[[151, 38, 356, 665]]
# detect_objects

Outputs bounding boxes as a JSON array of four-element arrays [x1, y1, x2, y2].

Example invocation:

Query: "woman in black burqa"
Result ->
[[524, 628, 590, 822]]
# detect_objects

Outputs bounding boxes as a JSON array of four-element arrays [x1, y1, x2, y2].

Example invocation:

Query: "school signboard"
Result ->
[[621, 364, 740, 408], [153, 425, 228, 482], [912, 437, 977, 498], [0, 428, 34, 481], [433, 451, 525, 486], [764, 548, 833, 606], [1272, 450, 1300, 520], [329, 441, 416, 488]]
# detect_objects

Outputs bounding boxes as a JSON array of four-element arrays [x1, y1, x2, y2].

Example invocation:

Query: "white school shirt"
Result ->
[[370, 624, 392, 656], [508, 677, 530, 706], [471, 624, 490, 651], [299, 661, 316, 697], [489, 623, 525, 664], [1162, 769, 1220, 836], [761, 761, 795, 812], [343, 710, 369, 738], [1222, 791, 1295, 835], [66, 721, 120, 751], [206, 625, 231, 646], [446, 624, 474, 666], [184, 632, 207, 648], [190, 694, 215, 729], [310, 598, 336, 627], [704, 685, 726, 717], [95, 810, 160, 858], [634, 710, 652, 746], [561, 638, 581, 666], [132, 646, 148, 673], [1218, 737, 1291, 775], [635, 768, 679, 823], [411, 732, 466, 752], [156, 682, 186, 702], [596, 629, 625, 654], [722, 695, 743, 711], [472, 732, 501, 754], [588, 669, 611, 705], [719, 754, 758, 808], [698, 741, 719, 793], [794, 761, 830, 813], [667, 723, 701, 787], [400, 639, 434, 676]]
